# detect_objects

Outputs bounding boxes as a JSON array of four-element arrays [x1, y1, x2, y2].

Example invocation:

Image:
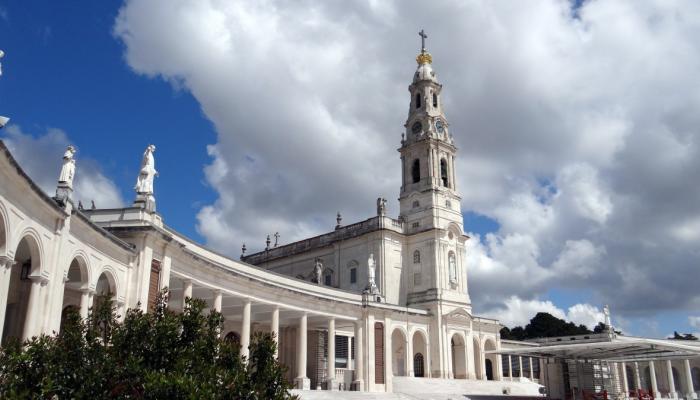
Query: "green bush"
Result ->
[[0, 290, 297, 400]]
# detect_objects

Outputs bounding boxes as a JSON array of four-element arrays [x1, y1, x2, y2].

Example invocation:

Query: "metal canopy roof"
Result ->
[[490, 336, 700, 362]]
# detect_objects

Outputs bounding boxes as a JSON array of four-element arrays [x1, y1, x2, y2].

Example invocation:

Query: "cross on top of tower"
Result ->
[[419, 29, 427, 51]]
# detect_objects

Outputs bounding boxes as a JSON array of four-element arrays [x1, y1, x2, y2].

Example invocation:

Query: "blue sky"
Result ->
[[0, 0, 216, 241], [1, 1, 699, 338]]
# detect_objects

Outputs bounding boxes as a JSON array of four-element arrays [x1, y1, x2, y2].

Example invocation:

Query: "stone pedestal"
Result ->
[[325, 378, 337, 391], [134, 193, 156, 213], [294, 377, 310, 390], [55, 182, 73, 204]]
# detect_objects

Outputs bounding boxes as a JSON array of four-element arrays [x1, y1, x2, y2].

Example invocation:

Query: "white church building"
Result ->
[[0, 37, 698, 398]]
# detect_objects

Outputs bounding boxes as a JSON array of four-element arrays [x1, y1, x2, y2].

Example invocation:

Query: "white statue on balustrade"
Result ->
[[58, 146, 76, 188], [135, 144, 158, 195]]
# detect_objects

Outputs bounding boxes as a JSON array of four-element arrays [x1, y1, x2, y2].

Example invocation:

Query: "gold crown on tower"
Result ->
[[416, 51, 433, 65]]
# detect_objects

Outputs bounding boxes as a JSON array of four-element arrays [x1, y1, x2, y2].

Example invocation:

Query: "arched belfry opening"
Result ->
[[415, 93, 421, 109], [440, 158, 449, 187], [411, 159, 420, 183]]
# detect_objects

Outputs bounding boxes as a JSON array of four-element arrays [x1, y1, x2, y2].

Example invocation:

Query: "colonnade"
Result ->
[[618, 359, 699, 399]]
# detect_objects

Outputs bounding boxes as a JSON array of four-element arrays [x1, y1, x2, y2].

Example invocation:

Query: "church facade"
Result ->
[[0, 40, 528, 394]]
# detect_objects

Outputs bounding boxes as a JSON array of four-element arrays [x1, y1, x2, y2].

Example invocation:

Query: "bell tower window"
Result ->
[[433, 93, 438, 108], [415, 93, 421, 109], [412, 159, 420, 183], [440, 158, 449, 187]]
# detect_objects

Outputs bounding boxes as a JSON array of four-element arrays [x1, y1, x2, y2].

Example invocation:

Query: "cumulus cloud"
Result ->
[[486, 296, 605, 330], [689, 316, 700, 330], [2, 125, 125, 208], [113, 0, 700, 325]]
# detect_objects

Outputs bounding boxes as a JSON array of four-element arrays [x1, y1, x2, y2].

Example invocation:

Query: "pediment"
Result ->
[[445, 307, 473, 322]]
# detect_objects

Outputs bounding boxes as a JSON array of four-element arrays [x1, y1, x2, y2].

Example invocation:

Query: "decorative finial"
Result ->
[[91, 200, 96, 210], [265, 235, 271, 251], [336, 212, 342, 229], [78, 200, 84, 210], [273, 232, 280, 247], [416, 29, 432, 65], [241, 243, 247, 259]]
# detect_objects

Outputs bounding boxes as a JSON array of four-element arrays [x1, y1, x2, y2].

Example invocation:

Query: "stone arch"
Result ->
[[93, 267, 118, 312], [411, 329, 428, 378], [225, 330, 241, 344], [472, 336, 482, 379], [483, 337, 498, 380], [2, 232, 44, 344], [61, 253, 91, 328], [450, 332, 467, 379], [392, 327, 407, 376]]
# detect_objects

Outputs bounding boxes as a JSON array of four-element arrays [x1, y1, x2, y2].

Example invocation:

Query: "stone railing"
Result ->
[[335, 368, 354, 391], [243, 216, 404, 264]]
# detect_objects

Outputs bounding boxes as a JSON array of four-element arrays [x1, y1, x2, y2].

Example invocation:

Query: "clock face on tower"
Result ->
[[411, 121, 422, 135], [435, 119, 444, 133]]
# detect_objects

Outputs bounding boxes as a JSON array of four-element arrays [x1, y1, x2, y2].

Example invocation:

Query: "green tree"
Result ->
[[0, 290, 297, 400]]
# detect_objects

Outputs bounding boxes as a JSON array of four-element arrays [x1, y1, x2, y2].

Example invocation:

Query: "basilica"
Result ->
[[0, 37, 698, 398]]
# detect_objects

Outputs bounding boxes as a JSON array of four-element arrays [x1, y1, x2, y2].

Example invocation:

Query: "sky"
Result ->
[[1, 0, 699, 338]]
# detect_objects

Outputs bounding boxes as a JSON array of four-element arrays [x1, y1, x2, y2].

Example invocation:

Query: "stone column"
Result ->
[[22, 277, 44, 340], [240, 300, 251, 360], [683, 359, 697, 399], [508, 355, 513, 380], [212, 290, 222, 312], [665, 360, 677, 398], [529, 357, 534, 379], [353, 321, 364, 391], [621, 362, 629, 398], [384, 316, 393, 389], [271, 307, 279, 358], [159, 253, 171, 290], [649, 361, 660, 399], [634, 362, 642, 393], [406, 331, 414, 377], [79, 289, 93, 319], [519, 356, 524, 380], [295, 313, 310, 390], [0, 257, 14, 341], [446, 332, 454, 379], [181, 280, 193, 312], [326, 317, 336, 390]]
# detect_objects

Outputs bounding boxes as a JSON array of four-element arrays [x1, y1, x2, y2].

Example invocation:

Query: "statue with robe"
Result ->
[[365, 253, 379, 294], [58, 146, 76, 188], [135, 144, 157, 194], [376, 197, 387, 216], [313, 258, 324, 284]]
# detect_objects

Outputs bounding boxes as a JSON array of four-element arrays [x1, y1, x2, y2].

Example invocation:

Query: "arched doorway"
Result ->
[[2, 234, 42, 345], [62, 257, 89, 327], [485, 359, 494, 381], [472, 336, 482, 379], [483, 338, 498, 381], [413, 353, 425, 378], [412, 330, 428, 377], [451, 333, 467, 379], [392, 328, 407, 376], [94, 271, 115, 310]]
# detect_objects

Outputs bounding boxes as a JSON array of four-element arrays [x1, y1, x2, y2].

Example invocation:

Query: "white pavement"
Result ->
[[293, 377, 544, 400]]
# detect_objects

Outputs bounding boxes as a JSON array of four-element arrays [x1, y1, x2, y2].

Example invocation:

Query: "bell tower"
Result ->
[[399, 30, 463, 234], [399, 31, 471, 312]]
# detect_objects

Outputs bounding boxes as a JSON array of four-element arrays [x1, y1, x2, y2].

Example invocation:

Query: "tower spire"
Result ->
[[416, 29, 432, 65]]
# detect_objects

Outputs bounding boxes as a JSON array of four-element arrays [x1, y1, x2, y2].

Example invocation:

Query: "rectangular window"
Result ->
[[350, 268, 357, 284], [412, 222, 420, 228], [324, 273, 332, 286], [335, 335, 348, 368]]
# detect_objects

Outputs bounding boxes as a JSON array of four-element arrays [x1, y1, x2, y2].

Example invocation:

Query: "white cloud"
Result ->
[[486, 296, 605, 330], [113, 0, 700, 324], [689, 316, 700, 330], [2, 125, 125, 208]]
